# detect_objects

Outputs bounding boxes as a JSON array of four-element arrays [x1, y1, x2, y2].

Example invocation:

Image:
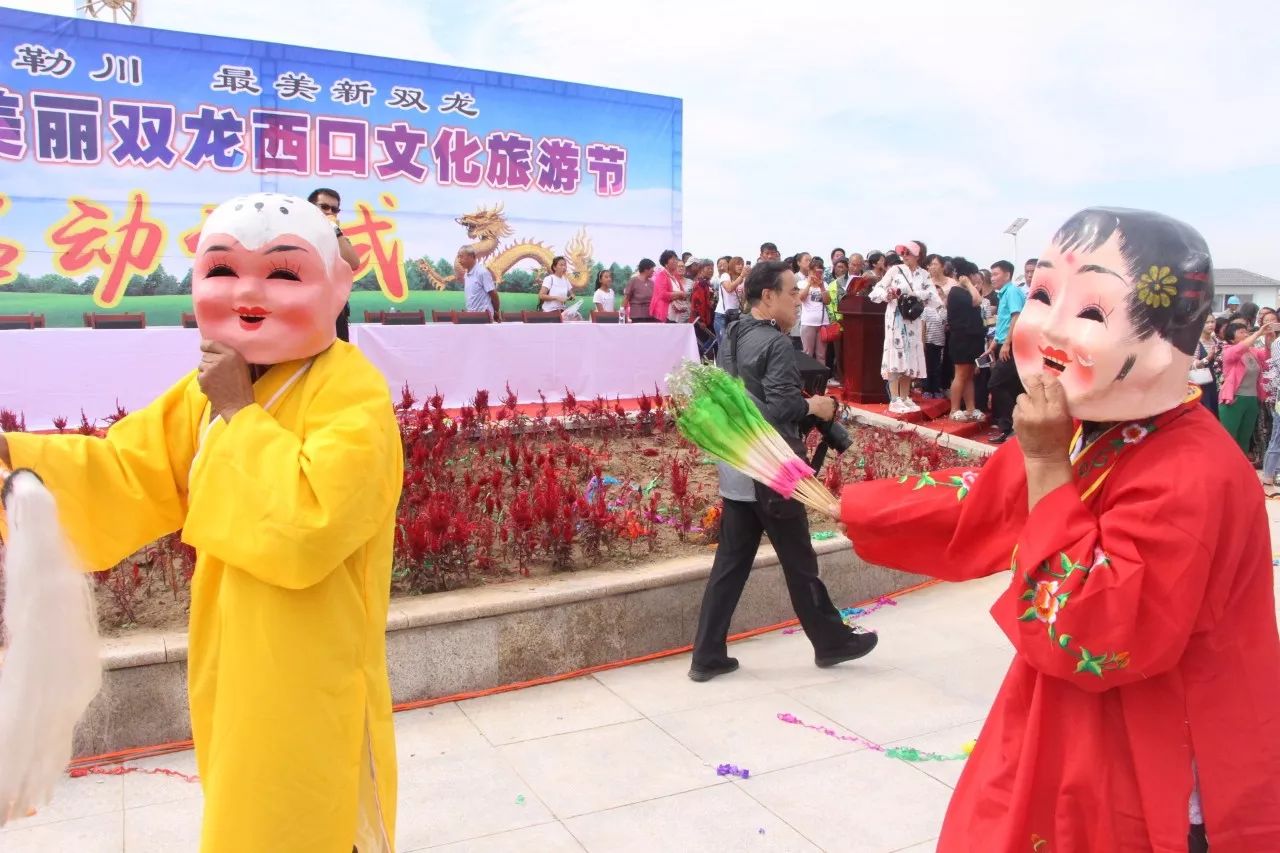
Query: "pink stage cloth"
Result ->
[[0, 323, 699, 429]]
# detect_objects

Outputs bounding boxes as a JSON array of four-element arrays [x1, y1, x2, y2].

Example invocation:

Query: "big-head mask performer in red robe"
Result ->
[[837, 208, 1280, 853]]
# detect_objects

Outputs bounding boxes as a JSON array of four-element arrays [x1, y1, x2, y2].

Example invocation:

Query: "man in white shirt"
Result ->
[[456, 248, 500, 319]]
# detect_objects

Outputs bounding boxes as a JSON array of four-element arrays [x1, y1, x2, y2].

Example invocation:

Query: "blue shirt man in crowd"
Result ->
[[988, 259, 1026, 443]]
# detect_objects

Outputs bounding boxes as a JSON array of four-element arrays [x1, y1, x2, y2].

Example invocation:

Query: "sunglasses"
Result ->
[[316, 202, 340, 215]]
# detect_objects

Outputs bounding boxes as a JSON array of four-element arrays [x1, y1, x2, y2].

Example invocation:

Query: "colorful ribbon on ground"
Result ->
[[777, 712, 972, 762], [782, 595, 897, 634]]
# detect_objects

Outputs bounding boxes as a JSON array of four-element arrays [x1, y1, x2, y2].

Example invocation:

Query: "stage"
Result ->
[[0, 323, 698, 430]]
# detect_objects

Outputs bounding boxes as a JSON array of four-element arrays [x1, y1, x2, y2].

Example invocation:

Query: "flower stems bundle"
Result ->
[[668, 361, 837, 513]]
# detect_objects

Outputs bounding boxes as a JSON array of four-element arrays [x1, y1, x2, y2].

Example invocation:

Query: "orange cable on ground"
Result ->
[[68, 577, 939, 770]]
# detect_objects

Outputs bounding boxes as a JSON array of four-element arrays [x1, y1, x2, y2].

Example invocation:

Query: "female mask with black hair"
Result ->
[[1012, 207, 1214, 422]]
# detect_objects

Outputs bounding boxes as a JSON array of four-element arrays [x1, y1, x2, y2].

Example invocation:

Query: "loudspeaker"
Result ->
[[793, 351, 831, 395]]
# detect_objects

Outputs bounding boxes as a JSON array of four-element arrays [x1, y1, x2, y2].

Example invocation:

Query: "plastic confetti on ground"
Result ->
[[963, 739, 977, 755], [68, 765, 200, 784], [810, 530, 837, 541], [515, 794, 526, 805], [777, 712, 969, 762], [783, 596, 897, 634], [716, 763, 751, 779]]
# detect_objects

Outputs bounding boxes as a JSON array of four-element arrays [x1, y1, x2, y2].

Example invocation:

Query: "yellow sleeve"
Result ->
[[4, 375, 200, 570], [181, 373, 402, 590]]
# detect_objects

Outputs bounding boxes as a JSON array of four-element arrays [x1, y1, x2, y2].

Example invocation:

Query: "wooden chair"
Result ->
[[381, 310, 426, 325], [0, 313, 41, 330], [590, 311, 621, 324], [522, 311, 562, 323], [88, 312, 146, 329], [500, 311, 525, 323], [363, 310, 384, 323], [180, 312, 199, 328], [431, 310, 455, 324], [453, 311, 492, 325]]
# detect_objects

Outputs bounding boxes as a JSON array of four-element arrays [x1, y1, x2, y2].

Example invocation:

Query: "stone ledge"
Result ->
[[99, 537, 852, 671], [77, 540, 926, 757]]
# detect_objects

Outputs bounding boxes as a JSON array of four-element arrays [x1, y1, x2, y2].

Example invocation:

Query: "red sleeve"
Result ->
[[995, 472, 1212, 691], [839, 443, 1028, 582]]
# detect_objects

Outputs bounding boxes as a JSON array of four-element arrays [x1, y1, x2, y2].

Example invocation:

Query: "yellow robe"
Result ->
[[4, 342, 402, 853]]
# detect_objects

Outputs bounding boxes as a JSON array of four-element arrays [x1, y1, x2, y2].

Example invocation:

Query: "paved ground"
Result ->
[[5, 502, 1278, 852]]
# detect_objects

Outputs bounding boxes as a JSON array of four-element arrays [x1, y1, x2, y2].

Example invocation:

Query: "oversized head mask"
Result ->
[[192, 193, 353, 365], [1012, 207, 1213, 422]]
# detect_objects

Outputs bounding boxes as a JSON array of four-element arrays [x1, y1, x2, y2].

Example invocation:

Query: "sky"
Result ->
[[4, 0, 1279, 276]]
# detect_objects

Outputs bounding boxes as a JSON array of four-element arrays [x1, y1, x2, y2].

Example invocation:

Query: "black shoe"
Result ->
[[688, 657, 739, 682], [988, 431, 1013, 445], [815, 632, 879, 668]]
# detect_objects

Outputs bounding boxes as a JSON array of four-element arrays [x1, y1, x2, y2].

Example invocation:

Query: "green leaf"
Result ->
[[949, 476, 964, 486], [1017, 606, 1039, 622], [913, 480, 927, 491], [1056, 593, 1070, 607], [1058, 633, 1072, 648], [956, 487, 968, 501], [1059, 552, 1073, 572], [1021, 590, 1035, 601], [923, 474, 937, 486], [897, 475, 909, 484], [1047, 625, 1056, 641]]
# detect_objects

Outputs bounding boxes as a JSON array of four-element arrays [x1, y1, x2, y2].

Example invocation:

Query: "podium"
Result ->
[[838, 286, 888, 404]]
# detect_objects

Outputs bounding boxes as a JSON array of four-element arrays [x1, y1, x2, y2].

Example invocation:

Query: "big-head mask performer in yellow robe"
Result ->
[[0, 193, 403, 853]]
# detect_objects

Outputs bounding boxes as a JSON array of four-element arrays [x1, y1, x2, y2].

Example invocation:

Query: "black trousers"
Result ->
[[988, 355, 1024, 433], [692, 488, 852, 668], [974, 365, 991, 413], [336, 302, 351, 343], [1198, 381, 1218, 416], [1189, 823, 1208, 853], [924, 343, 946, 394]]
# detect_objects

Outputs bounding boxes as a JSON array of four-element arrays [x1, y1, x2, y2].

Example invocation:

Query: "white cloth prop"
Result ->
[[0, 469, 102, 826]]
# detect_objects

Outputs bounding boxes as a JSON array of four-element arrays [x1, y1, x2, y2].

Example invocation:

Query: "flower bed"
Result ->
[[0, 390, 985, 636]]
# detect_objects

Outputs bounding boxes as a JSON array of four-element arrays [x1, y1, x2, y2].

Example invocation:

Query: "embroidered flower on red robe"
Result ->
[[1120, 423, 1150, 445], [1032, 580, 1062, 624]]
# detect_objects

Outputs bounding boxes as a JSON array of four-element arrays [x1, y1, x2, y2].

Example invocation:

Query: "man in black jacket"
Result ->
[[689, 261, 879, 682]]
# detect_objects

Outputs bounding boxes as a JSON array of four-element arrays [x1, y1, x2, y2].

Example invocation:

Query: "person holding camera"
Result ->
[[688, 261, 879, 682], [307, 188, 361, 341]]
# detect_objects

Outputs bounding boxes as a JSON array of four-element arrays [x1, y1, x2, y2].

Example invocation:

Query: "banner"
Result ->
[[0, 8, 682, 325]]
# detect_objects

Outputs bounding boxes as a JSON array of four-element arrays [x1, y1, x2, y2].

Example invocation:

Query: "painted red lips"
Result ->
[[1039, 345, 1070, 374], [235, 305, 271, 331]]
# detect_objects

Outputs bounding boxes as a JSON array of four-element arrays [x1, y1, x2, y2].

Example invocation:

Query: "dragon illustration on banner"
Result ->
[[417, 203, 595, 291]]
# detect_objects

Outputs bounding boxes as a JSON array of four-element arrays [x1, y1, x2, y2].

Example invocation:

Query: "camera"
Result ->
[[809, 415, 852, 455], [802, 413, 852, 474]]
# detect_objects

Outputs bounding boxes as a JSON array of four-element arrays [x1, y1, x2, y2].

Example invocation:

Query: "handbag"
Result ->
[[1189, 341, 1213, 385], [893, 269, 925, 321], [820, 322, 842, 343]]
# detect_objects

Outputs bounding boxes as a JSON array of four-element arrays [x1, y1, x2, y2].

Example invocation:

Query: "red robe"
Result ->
[[841, 398, 1280, 852]]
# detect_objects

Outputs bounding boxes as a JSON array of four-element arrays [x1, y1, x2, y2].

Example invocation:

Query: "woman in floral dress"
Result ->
[[869, 241, 939, 414]]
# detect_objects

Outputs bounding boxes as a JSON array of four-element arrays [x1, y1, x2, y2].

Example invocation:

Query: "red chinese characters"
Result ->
[[341, 193, 407, 301], [0, 193, 24, 286], [45, 191, 168, 307]]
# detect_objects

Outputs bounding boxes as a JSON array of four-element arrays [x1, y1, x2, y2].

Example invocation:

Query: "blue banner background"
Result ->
[[0, 7, 682, 322]]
